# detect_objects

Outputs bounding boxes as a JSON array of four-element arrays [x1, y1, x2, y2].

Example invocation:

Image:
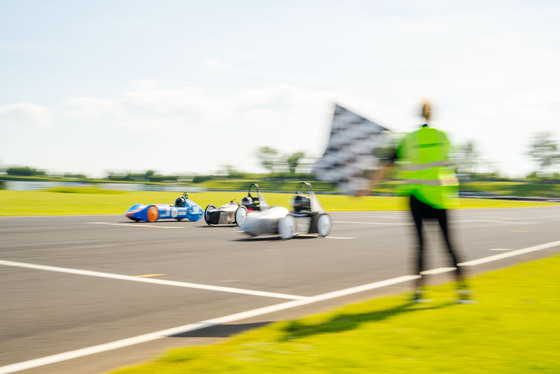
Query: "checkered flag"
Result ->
[[313, 104, 391, 195]]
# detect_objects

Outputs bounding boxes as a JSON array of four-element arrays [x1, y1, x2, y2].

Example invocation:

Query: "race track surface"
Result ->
[[1, 206, 560, 373]]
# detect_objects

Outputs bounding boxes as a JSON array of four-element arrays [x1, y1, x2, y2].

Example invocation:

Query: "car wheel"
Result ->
[[317, 214, 332, 237], [235, 206, 248, 226], [204, 204, 216, 225], [278, 215, 295, 240], [176, 218, 184, 222], [147, 205, 159, 222]]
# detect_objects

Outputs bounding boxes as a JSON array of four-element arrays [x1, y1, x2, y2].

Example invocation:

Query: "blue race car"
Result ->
[[125, 193, 203, 222]]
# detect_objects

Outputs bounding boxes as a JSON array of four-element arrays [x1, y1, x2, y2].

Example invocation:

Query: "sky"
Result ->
[[1, 0, 559, 178]]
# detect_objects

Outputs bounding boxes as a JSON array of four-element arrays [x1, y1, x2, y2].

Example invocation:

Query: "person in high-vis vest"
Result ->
[[359, 100, 474, 303]]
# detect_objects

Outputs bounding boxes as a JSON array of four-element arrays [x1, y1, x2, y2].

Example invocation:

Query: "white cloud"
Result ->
[[60, 84, 334, 139], [54, 84, 335, 174], [131, 79, 159, 90], [62, 97, 124, 118], [205, 59, 230, 69], [122, 87, 211, 114], [0, 103, 54, 129]]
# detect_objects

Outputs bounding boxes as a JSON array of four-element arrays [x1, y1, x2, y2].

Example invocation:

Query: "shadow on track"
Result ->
[[277, 300, 456, 342], [170, 322, 271, 338]]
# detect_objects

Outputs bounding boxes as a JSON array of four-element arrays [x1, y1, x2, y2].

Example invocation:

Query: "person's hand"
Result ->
[[354, 189, 369, 197]]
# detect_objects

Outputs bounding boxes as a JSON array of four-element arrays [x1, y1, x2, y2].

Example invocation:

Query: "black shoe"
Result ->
[[457, 290, 477, 304], [411, 290, 432, 303]]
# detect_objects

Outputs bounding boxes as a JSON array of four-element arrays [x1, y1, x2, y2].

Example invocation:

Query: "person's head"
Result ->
[[421, 99, 432, 123], [292, 194, 310, 212], [241, 196, 253, 208]]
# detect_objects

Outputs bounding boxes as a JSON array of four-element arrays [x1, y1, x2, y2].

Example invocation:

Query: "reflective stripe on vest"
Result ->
[[402, 177, 459, 186], [399, 160, 451, 171]]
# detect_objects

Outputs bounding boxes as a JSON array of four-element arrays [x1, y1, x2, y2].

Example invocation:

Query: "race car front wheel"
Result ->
[[204, 204, 216, 225], [234, 206, 248, 226], [317, 213, 332, 237], [278, 215, 296, 240]]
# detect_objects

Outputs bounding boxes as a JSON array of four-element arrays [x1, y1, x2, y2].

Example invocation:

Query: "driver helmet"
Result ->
[[241, 196, 254, 209], [292, 194, 310, 212], [174, 197, 185, 207]]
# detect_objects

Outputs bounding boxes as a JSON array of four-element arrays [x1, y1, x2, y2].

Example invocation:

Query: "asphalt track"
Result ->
[[1, 206, 560, 374]]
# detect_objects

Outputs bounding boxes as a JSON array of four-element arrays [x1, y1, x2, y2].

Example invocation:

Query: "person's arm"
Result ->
[[355, 160, 395, 197]]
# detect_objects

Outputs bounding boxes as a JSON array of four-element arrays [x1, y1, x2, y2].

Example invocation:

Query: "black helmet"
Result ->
[[241, 196, 253, 208], [292, 194, 310, 212], [174, 197, 185, 207]]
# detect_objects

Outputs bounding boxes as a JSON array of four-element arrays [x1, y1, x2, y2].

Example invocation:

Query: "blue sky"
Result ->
[[1, 0, 559, 178]]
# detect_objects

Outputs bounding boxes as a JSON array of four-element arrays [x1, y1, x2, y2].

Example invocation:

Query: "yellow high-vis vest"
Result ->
[[396, 126, 458, 209]]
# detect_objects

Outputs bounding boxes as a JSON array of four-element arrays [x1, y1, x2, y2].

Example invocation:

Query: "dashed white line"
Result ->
[[88, 222, 182, 229]]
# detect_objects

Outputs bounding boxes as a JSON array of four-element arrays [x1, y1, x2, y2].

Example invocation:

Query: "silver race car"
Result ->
[[238, 182, 332, 239], [204, 200, 241, 226], [277, 182, 332, 239], [204, 183, 269, 226]]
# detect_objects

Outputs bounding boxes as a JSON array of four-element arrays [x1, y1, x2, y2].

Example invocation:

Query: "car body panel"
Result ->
[[125, 194, 203, 222], [239, 206, 290, 236]]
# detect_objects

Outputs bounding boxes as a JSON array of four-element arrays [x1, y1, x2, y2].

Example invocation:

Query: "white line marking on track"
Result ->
[[0, 275, 418, 374], [88, 222, 182, 229], [420, 267, 456, 275], [457, 219, 533, 225], [333, 220, 409, 226], [365, 215, 403, 219], [489, 248, 512, 251], [326, 236, 355, 240], [0, 260, 306, 301], [2, 240, 560, 373], [459, 240, 560, 267]]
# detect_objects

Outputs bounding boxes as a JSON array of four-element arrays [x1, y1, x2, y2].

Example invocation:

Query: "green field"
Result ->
[[110, 254, 560, 374], [0, 189, 556, 216]]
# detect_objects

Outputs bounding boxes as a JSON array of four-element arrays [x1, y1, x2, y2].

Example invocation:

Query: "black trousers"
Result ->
[[408, 194, 464, 288]]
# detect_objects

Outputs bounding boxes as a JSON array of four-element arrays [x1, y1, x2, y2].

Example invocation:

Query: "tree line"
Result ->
[[3, 132, 560, 181], [450, 132, 560, 179]]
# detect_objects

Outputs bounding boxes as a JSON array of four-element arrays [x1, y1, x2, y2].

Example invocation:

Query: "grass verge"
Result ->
[[0, 190, 556, 216], [110, 254, 560, 374]]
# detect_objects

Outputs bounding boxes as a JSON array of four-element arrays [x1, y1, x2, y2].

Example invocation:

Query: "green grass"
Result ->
[[462, 181, 560, 197], [0, 190, 556, 216], [110, 254, 560, 374], [43, 186, 127, 194]]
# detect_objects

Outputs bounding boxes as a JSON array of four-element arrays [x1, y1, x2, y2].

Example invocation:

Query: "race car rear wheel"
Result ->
[[234, 206, 248, 226], [317, 213, 332, 237], [278, 215, 296, 240], [204, 204, 216, 225], [147, 205, 159, 222]]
